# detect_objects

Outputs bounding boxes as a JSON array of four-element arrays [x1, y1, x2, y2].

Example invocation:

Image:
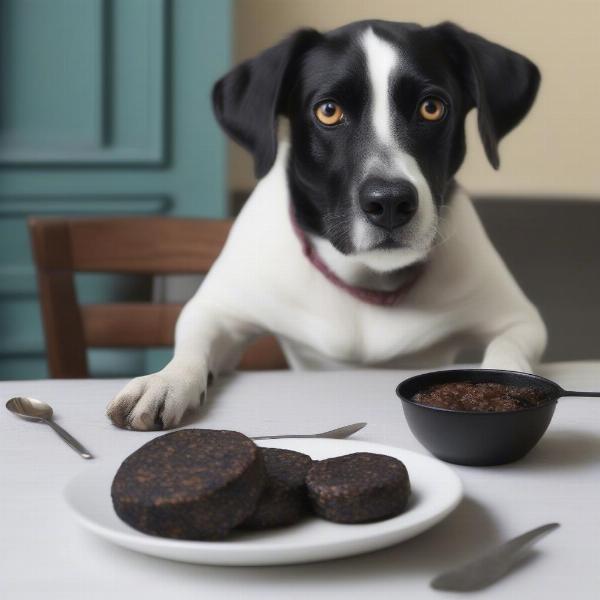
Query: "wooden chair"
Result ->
[[28, 217, 288, 378]]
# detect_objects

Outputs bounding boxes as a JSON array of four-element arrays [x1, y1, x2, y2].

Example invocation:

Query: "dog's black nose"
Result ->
[[359, 178, 418, 230]]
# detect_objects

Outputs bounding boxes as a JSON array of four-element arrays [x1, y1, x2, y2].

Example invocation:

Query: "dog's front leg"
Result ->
[[106, 296, 258, 431], [481, 317, 547, 374]]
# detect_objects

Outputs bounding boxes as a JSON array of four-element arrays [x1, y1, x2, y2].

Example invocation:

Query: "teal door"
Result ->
[[0, 0, 231, 379]]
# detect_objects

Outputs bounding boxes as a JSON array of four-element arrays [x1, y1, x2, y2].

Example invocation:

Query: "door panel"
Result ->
[[0, 0, 232, 379]]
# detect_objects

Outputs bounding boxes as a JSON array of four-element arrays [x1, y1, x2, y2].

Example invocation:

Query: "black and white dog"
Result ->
[[107, 20, 547, 430]]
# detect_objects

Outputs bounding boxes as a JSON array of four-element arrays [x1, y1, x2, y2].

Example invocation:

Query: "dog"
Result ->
[[107, 20, 547, 431]]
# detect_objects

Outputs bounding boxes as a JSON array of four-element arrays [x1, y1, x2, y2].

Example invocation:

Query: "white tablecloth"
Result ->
[[1, 363, 599, 599]]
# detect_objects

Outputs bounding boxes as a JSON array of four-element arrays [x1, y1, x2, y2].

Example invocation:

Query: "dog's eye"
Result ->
[[419, 97, 446, 122], [314, 101, 344, 126]]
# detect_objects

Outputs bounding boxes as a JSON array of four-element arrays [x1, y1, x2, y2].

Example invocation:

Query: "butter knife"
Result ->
[[431, 522, 560, 592]]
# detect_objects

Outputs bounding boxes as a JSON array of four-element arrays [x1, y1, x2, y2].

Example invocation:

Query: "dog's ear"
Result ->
[[212, 28, 321, 179], [434, 22, 540, 169]]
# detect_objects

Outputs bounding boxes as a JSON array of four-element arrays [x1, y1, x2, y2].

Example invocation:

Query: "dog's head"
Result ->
[[213, 21, 540, 271]]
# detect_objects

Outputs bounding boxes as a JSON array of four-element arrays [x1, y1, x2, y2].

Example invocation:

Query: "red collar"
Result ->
[[290, 209, 425, 307]]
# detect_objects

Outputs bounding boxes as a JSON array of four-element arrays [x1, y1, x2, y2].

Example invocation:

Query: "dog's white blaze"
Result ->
[[362, 28, 397, 148], [348, 27, 437, 266]]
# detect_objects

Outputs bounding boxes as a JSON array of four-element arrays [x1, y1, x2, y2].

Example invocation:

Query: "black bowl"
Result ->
[[396, 369, 561, 466]]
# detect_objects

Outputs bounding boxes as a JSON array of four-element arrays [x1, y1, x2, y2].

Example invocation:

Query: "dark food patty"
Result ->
[[413, 382, 548, 412], [111, 429, 265, 540], [306, 452, 411, 524], [241, 448, 313, 530]]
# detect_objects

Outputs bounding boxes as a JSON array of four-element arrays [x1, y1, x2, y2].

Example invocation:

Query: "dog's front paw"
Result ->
[[107, 363, 207, 431]]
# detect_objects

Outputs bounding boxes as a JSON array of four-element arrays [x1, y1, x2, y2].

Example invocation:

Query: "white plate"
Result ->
[[64, 438, 462, 566]]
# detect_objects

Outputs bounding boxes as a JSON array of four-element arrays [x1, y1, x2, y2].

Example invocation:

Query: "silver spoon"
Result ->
[[251, 422, 367, 440], [6, 397, 93, 459]]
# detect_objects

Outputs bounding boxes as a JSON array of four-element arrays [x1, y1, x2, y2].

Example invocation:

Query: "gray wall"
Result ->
[[475, 198, 600, 362]]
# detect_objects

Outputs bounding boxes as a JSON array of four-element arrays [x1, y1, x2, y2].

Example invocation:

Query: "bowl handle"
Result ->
[[561, 389, 600, 398]]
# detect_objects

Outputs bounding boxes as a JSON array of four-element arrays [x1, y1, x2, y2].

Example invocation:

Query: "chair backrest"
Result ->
[[28, 217, 287, 378]]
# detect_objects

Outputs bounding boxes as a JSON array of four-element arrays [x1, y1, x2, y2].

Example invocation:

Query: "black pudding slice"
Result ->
[[306, 452, 411, 524], [241, 448, 313, 530], [111, 429, 265, 540]]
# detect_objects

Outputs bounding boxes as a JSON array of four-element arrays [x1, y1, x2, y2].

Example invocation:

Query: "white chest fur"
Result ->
[[199, 143, 518, 371]]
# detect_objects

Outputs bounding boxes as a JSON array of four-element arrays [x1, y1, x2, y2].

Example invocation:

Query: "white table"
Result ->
[[1, 364, 599, 599]]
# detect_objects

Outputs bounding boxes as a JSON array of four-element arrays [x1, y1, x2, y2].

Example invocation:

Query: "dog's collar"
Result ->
[[290, 208, 425, 307]]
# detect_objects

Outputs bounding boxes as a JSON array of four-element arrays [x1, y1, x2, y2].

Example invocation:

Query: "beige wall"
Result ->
[[228, 0, 600, 198]]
